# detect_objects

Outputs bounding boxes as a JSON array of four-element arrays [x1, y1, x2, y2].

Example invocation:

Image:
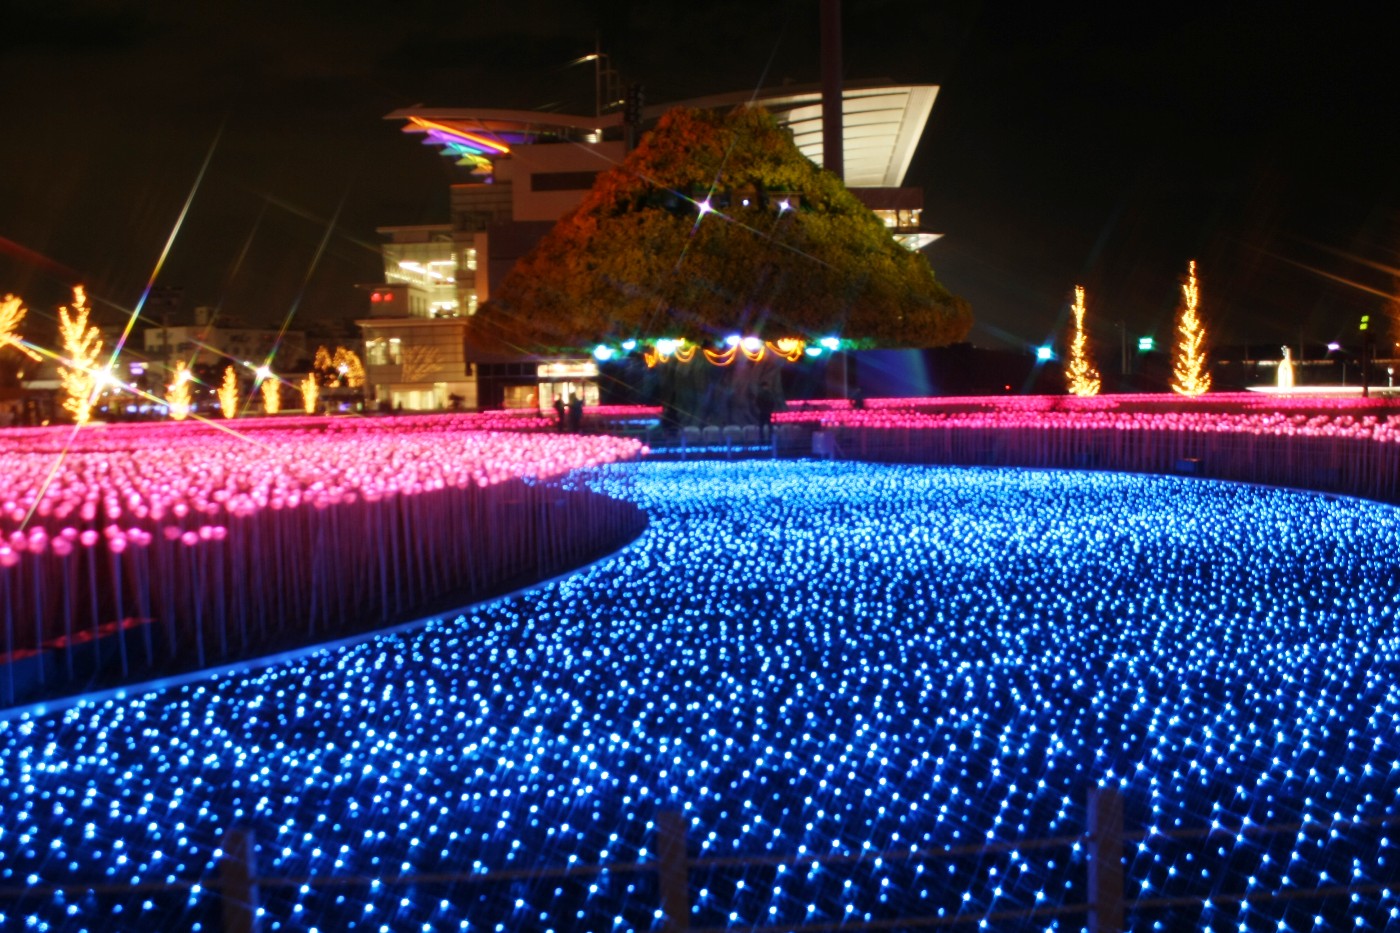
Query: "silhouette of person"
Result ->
[[568, 395, 584, 433]]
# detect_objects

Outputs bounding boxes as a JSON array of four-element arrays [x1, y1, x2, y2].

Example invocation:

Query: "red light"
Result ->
[[370, 293, 382, 302], [1003, 384, 1011, 391], [383, 292, 393, 302]]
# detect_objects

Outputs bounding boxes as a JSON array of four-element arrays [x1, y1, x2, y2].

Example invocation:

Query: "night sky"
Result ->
[[4, 0, 1399, 354]]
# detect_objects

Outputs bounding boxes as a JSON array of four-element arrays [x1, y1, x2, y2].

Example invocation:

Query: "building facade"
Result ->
[[142, 307, 308, 377], [358, 81, 941, 411]]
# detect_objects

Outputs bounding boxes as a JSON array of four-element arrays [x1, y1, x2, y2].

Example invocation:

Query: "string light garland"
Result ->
[[701, 344, 739, 366], [767, 338, 806, 362], [639, 337, 816, 368]]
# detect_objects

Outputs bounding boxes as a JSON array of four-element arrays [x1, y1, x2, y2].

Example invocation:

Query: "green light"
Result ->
[[1360, 315, 1370, 332], [1138, 336, 1155, 352]]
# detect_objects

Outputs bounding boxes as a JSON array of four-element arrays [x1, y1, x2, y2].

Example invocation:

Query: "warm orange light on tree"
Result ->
[[218, 366, 238, 419], [1171, 260, 1211, 397], [1064, 286, 1101, 397], [58, 286, 103, 425]]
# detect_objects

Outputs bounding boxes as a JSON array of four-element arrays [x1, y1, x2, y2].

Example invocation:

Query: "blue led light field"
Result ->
[[1, 462, 1398, 932]]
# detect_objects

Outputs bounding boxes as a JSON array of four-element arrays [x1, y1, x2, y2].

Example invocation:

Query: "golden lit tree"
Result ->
[[1064, 285, 1101, 397], [313, 345, 366, 388], [485, 106, 971, 350], [0, 294, 41, 364], [218, 366, 239, 418], [1170, 260, 1211, 396], [332, 347, 365, 388], [299, 373, 319, 414], [166, 362, 193, 420], [58, 285, 103, 425], [260, 377, 281, 415]]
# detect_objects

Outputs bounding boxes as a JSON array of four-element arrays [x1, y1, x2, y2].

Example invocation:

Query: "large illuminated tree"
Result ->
[[1170, 260, 1211, 396], [483, 106, 971, 350], [58, 286, 103, 424], [1064, 285, 1101, 397]]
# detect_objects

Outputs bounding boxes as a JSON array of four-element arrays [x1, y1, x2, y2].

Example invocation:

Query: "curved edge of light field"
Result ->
[[0, 519, 653, 725]]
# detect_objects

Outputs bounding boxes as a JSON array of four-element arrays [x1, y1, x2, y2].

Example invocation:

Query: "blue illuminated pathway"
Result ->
[[1, 462, 1398, 932]]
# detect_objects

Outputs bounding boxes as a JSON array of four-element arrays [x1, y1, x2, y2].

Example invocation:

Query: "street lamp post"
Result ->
[[1361, 314, 1372, 399]]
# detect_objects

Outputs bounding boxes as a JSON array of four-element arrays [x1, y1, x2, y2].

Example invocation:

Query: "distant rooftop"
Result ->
[[387, 80, 938, 188]]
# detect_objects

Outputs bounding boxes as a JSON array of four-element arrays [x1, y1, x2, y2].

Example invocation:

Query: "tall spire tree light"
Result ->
[[260, 376, 281, 415], [58, 286, 103, 424], [165, 362, 193, 421], [218, 366, 238, 419], [1064, 285, 1101, 397], [1171, 260, 1211, 396], [300, 373, 318, 414]]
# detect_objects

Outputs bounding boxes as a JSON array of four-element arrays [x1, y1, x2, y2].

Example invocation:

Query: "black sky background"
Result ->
[[3, 0, 1400, 355]]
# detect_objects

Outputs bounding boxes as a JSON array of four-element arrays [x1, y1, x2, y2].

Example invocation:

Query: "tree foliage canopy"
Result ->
[[480, 106, 971, 351]]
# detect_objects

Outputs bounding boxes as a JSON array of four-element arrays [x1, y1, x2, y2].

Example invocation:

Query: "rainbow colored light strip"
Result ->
[[409, 117, 511, 156]]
